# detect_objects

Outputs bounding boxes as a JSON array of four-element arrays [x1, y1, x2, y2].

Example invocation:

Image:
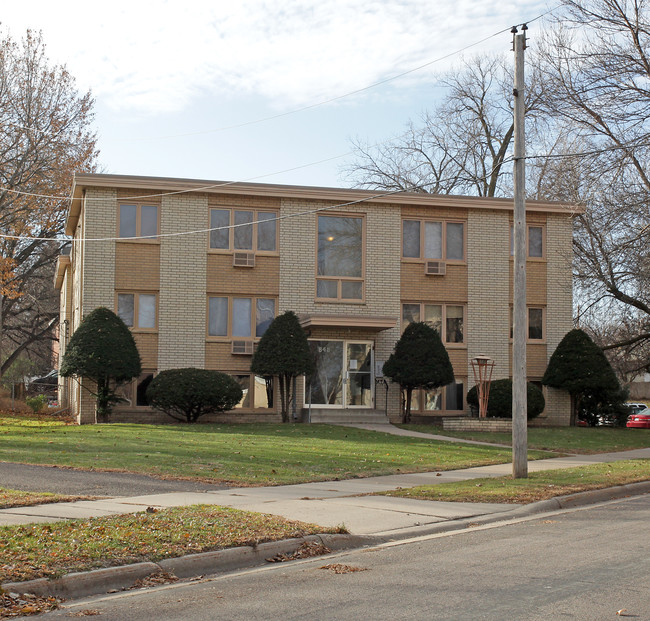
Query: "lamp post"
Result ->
[[471, 355, 495, 419]]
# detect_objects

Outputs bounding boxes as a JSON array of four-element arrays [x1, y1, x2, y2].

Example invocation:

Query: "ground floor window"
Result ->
[[405, 379, 465, 414], [231, 374, 274, 410], [114, 371, 155, 408]]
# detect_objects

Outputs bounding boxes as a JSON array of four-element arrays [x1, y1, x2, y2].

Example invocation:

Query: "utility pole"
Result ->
[[512, 25, 528, 478]]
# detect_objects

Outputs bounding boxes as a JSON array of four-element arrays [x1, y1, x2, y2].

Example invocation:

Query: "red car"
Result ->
[[626, 407, 650, 428]]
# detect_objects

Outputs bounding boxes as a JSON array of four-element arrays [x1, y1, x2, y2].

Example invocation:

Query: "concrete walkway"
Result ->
[[2, 446, 649, 536]]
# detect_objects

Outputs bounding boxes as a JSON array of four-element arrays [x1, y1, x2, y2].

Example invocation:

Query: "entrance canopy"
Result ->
[[298, 314, 397, 332]]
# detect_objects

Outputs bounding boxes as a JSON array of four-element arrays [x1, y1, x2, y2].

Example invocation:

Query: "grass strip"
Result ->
[[0, 414, 549, 485], [0, 504, 342, 584], [400, 425, 650, 454], [0, 488, 94, 509], [380, 459, 650, 504]]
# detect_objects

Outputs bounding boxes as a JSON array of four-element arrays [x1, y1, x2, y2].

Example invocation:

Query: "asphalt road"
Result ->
[[0, 461, 229, 496], [43, 494, 650, 620]]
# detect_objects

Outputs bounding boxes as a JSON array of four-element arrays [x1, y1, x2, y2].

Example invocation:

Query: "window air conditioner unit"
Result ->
[[233, 252, 255, 267], [424, 260, 446, 276], [231, 340, 255, 355]]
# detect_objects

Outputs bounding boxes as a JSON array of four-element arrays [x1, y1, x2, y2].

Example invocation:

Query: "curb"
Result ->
[[2, 483, 648, 601], [0, 534, 372, 601]]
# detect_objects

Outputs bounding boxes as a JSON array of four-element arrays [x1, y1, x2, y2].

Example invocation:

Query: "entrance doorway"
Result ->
[[307, 340, 373, 408]]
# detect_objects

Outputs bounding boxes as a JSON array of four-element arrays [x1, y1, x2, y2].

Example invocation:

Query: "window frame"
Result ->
[[510, 223, 546, 260], [315, 212, 366, 303], [208, 208, 279, 254], [230, 373, 276, 411], [116, 292, 158, 332], [117, 203, 160, 241], [401, 218, 466, 263], [206, 295, 277, 340], [510, 306, 546, 342], [401, 302, 466, 347], [113, 370, 156, 409]]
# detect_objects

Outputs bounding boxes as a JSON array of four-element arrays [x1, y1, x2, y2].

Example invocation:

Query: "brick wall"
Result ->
[[157, 194, 208, 370]]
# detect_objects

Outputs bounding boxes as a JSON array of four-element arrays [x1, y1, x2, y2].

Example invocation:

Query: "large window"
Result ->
[[231, 374, 274, 410], [209, 209, 277, 252], [406, 380, 465, 414], [402, 303, 465, 344], [117, 293, 157, 330], [510, 224, 545, 258], [208, 296, 275, 338], [402, 220, 465, 261], [119, 204, 158, 239], [316, 215, 364, 300]]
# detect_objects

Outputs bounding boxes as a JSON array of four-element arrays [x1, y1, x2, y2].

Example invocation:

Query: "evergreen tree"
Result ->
[[60, 307, 141, 421], [383, 322, 454, 423], [251, 311, 314, 422], [542, 329, 621, 426]]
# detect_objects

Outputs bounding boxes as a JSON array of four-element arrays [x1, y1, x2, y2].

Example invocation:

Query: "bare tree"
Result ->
[[344, 54, 547, 197], [537, 0, 650, 367], [0, 30, 98, 377]]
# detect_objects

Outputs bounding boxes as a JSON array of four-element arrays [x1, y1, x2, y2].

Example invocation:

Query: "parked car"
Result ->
[[626, 407, 650, 429]]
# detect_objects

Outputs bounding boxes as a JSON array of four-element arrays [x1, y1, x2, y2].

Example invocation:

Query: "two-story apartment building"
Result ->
[[56, 173, 575, 425]]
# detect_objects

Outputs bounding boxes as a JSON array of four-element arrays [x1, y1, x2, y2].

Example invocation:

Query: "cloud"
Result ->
[[1, 0, 548, 114]]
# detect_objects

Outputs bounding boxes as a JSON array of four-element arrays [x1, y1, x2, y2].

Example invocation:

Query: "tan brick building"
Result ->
[[56, 173, 575, 425]]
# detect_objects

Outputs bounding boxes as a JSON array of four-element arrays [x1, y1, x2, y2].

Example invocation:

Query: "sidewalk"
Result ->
[[2, 446, 649, 536]]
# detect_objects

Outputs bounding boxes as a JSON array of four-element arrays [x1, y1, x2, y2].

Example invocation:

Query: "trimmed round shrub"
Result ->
[[467, 379, 545, 419], [146, 368, 243, 423]]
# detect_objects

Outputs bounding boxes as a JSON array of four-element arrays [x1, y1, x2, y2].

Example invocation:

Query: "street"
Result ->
[[42, 494, 650, 620]]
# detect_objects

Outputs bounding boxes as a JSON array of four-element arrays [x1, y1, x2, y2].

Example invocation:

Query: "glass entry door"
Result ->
[[308, 340, 373, 408], [345, 342, 372, 407]]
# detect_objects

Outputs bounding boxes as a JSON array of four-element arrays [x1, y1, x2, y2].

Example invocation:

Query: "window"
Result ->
[[510, 307, 545, 341], [316, 215, 364, 300], [510, 224, 545, 258], [402, 303, 465, 344], [407, 379, 465, 413], [208, 296, 275, 338], [114, 371, 155, 408], [119, 204, 158, 239], [117, 293, 157, 329], [231, 374, 274, 409], [209, 209, 277, 252], [402, 220, 465, 261]]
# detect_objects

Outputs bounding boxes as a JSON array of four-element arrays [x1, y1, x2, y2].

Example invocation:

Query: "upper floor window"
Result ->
[[510, 306, 545, 341], [117, 292, 157, 330], [402, 302, 464, 344], [510, 224, 545, 258], [402, 220, 465, 261], [208, 296, 276, 338], [209, 209, 277, 252], [119, 204, 158, 239], [316, 215, 364, 301]]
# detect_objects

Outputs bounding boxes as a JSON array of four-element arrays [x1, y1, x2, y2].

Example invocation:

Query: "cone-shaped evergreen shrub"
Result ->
[[542, 328, 621, 425], [383, 322, 454, 423], [60, 307, 141, 420], [146, 368, 243, 423], [251, 311, 314, 422]]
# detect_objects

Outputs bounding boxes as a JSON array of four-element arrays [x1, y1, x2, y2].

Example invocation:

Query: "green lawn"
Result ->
[[380, 459, 650, 504], [400, 425, 650, 454], [0, 414, 547, 486], [0, 488, 93, 509]]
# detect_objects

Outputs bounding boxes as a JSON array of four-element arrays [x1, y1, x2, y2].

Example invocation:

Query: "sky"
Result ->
[[2, 0, 551, 189]]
